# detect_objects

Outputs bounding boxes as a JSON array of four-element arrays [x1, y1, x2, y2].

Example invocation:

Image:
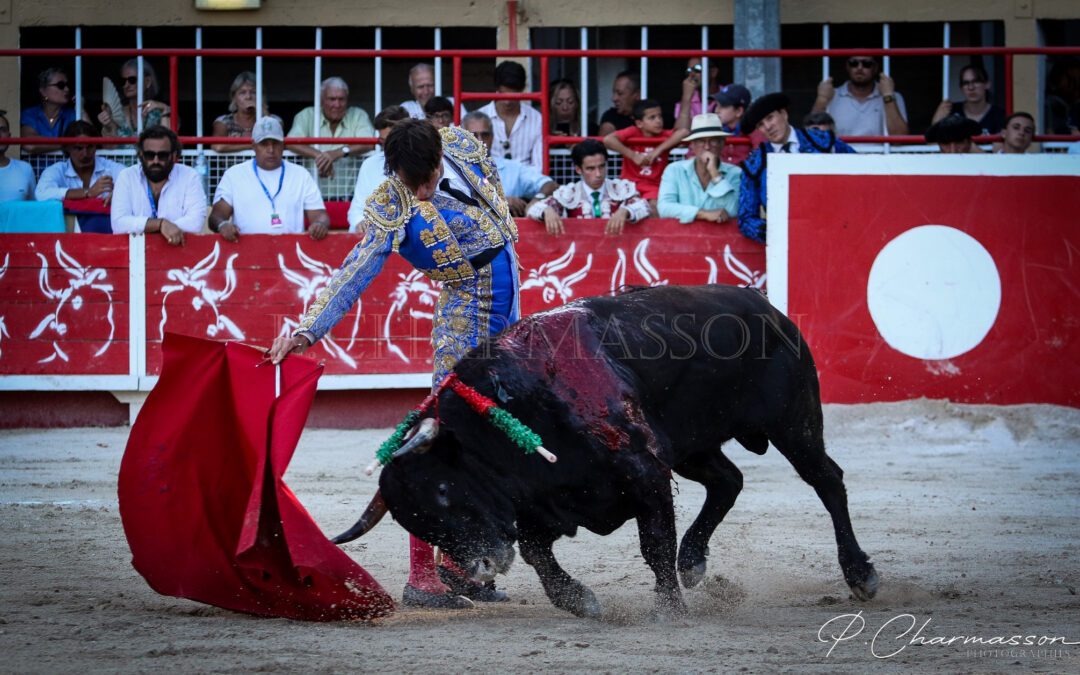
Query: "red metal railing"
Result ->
[[6, 45, 1080, 175]]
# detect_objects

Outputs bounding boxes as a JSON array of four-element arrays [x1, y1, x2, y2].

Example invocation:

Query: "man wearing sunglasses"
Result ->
[[811, 55, 909, 138], [111, 125, 207, 246]]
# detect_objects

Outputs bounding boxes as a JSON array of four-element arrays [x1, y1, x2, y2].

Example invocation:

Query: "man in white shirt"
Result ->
[[111, 125, 207, 246], [209, 117, 329, 242], [811, 55, 909, 138], [35, 120, 125, 204], [461, 111, 556, 217], [347, 105, 410, 233], [477, 61, 544, 169]]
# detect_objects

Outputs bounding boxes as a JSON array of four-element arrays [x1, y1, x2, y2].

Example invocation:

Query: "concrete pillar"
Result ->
[[734, 0, 781, 99]]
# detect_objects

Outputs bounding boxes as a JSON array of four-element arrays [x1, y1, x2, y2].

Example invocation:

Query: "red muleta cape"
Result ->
[[118, 332, 394, 621]]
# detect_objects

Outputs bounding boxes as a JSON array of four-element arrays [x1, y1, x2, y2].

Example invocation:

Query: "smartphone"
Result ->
[[555, 121, 572, 134]]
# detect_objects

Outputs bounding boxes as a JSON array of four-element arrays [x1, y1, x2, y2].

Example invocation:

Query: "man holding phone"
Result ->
[[811, 55, 909, 138]]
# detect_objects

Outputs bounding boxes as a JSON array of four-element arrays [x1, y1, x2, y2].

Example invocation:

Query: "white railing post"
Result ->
[[701, 26, 709, 112], [136, 28, 144, 134], [375, 27, 383, 115], [256, 27, 263, 120], [942, 22, 951, 102], [74, 28, 82, 121], [822, 24, 830, 82], [435, 28, 443, 96], [313, 28, 323, 139], [640, 26, 648, 99], [580, 27, 589, 135]]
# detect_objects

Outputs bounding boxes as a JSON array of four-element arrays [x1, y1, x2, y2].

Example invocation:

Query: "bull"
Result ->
[[336, 284, 879, 618]]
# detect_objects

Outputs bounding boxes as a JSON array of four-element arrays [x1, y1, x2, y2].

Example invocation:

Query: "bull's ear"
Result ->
[[393, 418, 438, 458]]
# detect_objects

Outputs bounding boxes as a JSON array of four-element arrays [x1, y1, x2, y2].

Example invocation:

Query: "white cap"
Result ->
[[252, 116, 284, 143]]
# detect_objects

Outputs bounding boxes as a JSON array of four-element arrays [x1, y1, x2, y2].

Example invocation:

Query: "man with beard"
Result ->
[[812, 55, 909, 138], [209, 116, 329, 242], [111, 125, 206, 246]]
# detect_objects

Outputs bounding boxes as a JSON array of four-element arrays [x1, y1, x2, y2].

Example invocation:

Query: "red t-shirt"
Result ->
[[616, 126, 674, 200]]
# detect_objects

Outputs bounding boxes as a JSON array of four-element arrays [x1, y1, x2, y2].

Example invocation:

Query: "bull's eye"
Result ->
[[436, 482, 449, 508]]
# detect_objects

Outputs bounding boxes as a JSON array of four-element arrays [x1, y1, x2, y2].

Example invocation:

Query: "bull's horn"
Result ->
[[392, 417, 439, 458], [331, 490, 388, 544]]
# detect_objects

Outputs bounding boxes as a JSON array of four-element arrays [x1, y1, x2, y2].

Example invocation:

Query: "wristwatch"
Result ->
[[882, 95, 896, 104], [341, 146, 350, 156]]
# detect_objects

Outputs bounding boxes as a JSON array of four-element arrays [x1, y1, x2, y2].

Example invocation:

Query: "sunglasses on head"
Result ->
[[49, 80, 70, 90], [142, 150, 173, 161], [123, 76, 139, 85], [847, 58, 875, 69]]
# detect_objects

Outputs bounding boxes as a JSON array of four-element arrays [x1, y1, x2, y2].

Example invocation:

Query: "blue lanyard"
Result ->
[[145, 180, 158, 218], [252, 159, 284, 211]]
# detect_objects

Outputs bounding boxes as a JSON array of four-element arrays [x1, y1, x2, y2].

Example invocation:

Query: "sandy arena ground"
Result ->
[[1, 398, 1079, 673]]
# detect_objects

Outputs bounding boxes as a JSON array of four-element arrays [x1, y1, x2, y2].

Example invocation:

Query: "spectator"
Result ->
[[399, 63, 463, 121], [209, 116, 329, 242], [738, 93, 856, 243], [803, 111, 836, 133], [111, 125, 206, 246], [679, 82, 762, 166], [423, 97, 454, 130], [925, 115, 985, 154], [0, 111, 36, 202], [1046, 56, 1080, 135], [21, 67, 81, 154], [549, 79, 581, 136], [605, 98, 690, 216], [931, 64, 1006, 135], [35, 121, 124, 205], [98, 59, 172, 139], [812, 55, 909, 137], [998, 112, 1035, 154], [656, 113, 741, 225], [596, 71, 641, 136], [287, 76, 376, 194], [462, 111, 556, 217], [347, 105, 410, 233], [674, 58, 721, 120], [478, 61, 544, 169], [526, 138, 649, 236], [211, 71, 281, 153]]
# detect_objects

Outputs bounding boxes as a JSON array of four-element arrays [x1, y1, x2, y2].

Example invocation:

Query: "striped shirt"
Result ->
[[477, 101, 544, 170]]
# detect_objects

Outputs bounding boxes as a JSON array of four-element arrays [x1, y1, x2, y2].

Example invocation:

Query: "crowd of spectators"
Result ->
[[3, 56, 1071, 241]]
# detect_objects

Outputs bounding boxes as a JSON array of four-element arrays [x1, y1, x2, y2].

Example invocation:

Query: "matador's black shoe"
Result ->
[[401, 584, 475, 610], [438, 566, 510, 602]]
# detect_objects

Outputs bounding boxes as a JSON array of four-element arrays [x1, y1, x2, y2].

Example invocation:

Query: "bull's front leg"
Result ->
[[517, 528, 602, 619], [636, 489, 687, 621]]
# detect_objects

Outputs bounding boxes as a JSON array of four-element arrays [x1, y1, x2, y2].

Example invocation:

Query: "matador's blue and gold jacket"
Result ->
[[296, 126, 518, 344]]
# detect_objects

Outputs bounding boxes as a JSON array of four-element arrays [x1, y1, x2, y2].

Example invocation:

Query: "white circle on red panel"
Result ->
[[866, 225, 1000, 360]]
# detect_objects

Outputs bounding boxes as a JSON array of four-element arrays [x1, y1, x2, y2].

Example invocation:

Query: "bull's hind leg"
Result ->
[[770, 424, 879, 600], [672, 450, 744, 589], [517, 527, 602, 619]]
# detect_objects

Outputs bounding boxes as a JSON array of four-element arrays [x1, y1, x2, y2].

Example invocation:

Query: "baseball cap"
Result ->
[[252, 116, 284, 143], [712, 84, 752, 109]]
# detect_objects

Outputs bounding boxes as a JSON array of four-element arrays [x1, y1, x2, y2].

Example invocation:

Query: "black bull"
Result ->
[[336, 284, 879, 618]]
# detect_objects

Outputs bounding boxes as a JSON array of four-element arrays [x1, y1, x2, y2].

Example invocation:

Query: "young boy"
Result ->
[[604, 99, 688, 217]]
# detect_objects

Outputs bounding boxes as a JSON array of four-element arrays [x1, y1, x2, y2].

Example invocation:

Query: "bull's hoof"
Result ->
[[401, 584, 475, 610], [438, 566, 510, 602], [552, 582, 602, 619], [648, 592, 688, 623], [849, 565, 880, 601], [679, 560, 707, 589]]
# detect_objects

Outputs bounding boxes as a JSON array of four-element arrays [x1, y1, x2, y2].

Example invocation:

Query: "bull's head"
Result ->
[[379, 423, 519, 582]]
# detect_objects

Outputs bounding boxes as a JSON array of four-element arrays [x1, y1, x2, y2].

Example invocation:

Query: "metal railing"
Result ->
[[6, 45, 1080, 180]]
